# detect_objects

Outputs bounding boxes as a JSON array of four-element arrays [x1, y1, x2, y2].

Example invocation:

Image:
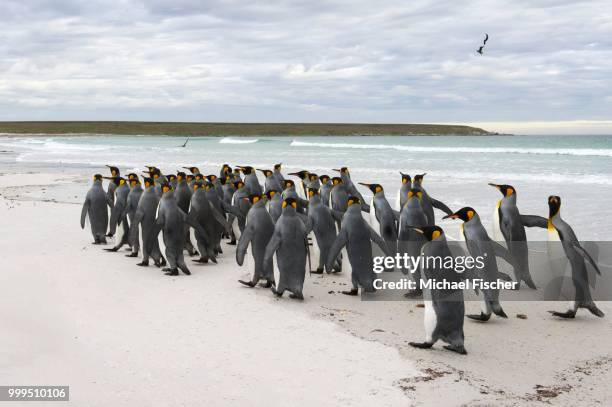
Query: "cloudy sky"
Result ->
[[1, 0, 611, 134]]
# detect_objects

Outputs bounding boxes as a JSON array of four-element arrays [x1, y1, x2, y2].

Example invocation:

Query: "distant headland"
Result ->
[[0, 121, 490, 136]]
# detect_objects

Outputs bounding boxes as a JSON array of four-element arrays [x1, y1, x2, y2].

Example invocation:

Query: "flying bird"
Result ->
[[181, 136, 190, 148], [477, 33, 489, 55]]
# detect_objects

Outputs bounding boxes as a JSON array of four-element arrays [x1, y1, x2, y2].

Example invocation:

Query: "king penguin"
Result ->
[[236, 194, 275, 288], [238, 166, 263, 195], [489, 183, 537, 289], [124, 176, 143, 257], [175, 172, 198, 256], [444, 207, 514, 321], [395, 172, 412, 211], [266, 189, 283, 223], [398, 189, 428, 296], [258, 168, 283, 193], [307, 188, 342, 274], [105, 165, 120, 207], [411, 173, 453, 225], [273, 163, 285, 185], [264, 197, 309, 300], [188, 181, 228, 264], [104, 176, 130, 252], [409, 225, 467, 355], [129, 177, 165, 267], [319, 175, 332, 208], [359, 182, 399, 256], [523, 196, 604, 318], [326, 196, 390, 295], [332, 167, 370, 212], [81, 174, 109, 244]]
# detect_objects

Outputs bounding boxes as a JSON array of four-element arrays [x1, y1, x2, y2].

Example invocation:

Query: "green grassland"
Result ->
[[0, 121, 490, 136]]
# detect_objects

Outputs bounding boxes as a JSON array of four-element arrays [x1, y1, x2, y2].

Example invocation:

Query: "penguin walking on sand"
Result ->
[[258, 168, 283, 193], [411, 173, 453, 224], [489, 183, 537, 289], [104, 176, 130, 252], [188, 181, 228, 264], [395, 173, 412, 210], [409, 225, 467, 355], [266, 189, 283, 223], [307, 188, 342, 274], [222, 175, 237, 244], [154, 182, 209, 276], [398, 189, 428, 296], [523, 196, 604, 318], [319, 175, 332, 207], [204, 181, 228, 255], [237, 194, 275, 288], [264, 197, 310, 300], [327, 196, 390, 295], [175, 172, 198, 256], [359, 182, 399, 255], [230, 181, 251, 237], [444, 207, 515, 321], [129, 177, 166, 267], [81, 174, 109, 244], [124, 176, 143, 257]]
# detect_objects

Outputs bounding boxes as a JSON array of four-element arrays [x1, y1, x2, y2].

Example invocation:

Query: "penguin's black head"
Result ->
[[400, 172, 411, 185], [283, 179, 295, 189], [282, 197, 297, 209], [207, 174, 217, 182], [415, 225, 444, 241], [195, 174, 204, 181], [308, 173, 318, 182], [234, 181, 245, 189], [247, 194, 262, 204], [127, 173, 138, 181], [143, 177, 154, 187], [93, 174, 103, 182], [407, 188, 423, 200], [161, 182, 172, 194], [333, 167, 349, 174], [193, 180, 204, 190], [147, 167, 161, 179], [265, 189, 278, 200], [489, 183, 515, 198], [104, 176, 125, 186], [331, 177, 342, 186], [186, 174, 195, 182], [166, 174, 177, 182], [358, 183, 383, 194], [257, 168, 273, 177], [274, 163, 282, 170], [288, 170, 309, 179], [443, 207, 476, 222], [106, 165, 120, 176], [548, 195, 561, 218], [183, 166, 200, 174], [307, 188, 319, 198], [239, 166, 254, 174], [129, 177, 141, 187], [319, 175, 330, 184], [413, 173, 426, 185], [176, 171, 186, 181], [347, 196, 361, 206], [221, 164, 230, 173]]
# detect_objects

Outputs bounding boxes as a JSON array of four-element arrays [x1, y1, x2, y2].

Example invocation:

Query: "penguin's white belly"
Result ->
[[492, 202, 505, 246], [547, 226, 567, 277], [423, 299, 436, 343], [368, 197, 380, 234], [456, 224, 465, 242], [395, 192, 401, 211], [297, 183, 307, 200]]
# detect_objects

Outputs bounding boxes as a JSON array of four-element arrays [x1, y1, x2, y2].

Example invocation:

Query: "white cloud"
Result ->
[[0, 0, 610, 132]]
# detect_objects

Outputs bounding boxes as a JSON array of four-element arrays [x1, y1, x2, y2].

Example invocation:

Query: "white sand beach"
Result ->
[[1, 170, 611, 407]]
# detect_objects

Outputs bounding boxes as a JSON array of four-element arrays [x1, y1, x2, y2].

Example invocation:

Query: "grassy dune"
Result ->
[[0, 121, 489, 136]]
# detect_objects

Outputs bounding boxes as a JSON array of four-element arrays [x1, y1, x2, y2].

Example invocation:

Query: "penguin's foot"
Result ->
[[548, 310, 576, 319], [210, 256, 218, 264], [125, 252, 139, 258], [238, 280, 256, 288], [136, 261, 149, 267], [494, 309, 508, 318], [289, 293, 304, 300], [104, 247, 119, 252], [180, 267, 191, 275], [193, 257, 209, 264], [311, 268, 324, 275], [157, 257, 167, 267], [585, 305, 605, 318], [105, 233, 114, 238], [259, 280, 273, 288], [444, 344, 467, 355], [164, 269, 179, 276], [341, 288, 359, 296], [409, 341, 433, 349], [271, 287, 283, 297], [467, 312, 492, 322], [162, 267, 172, 272], [228, 240, 237, 246], [404, 288, 423, 299]]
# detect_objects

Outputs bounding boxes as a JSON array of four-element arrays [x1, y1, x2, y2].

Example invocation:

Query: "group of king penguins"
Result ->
[[81, 163, 604, 356]]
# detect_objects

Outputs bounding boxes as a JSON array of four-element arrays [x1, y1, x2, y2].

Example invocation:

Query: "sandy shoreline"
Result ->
[[1, 171, 611, 406]]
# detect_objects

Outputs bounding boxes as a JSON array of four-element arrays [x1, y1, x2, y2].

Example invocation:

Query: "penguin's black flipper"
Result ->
[[330, 209, 344, 223], [491, 241, 518, 272], [571, 242, 602, 275], [326, 229, 348, 272], [236, 224, 254, 266], [210, 204, 231, 233], [521, 215, 547, 228], [367, 224, 391, 256], [80, 197, 90, 229], [185, 209, 211, 247], [264, 229, 282, 265], [430, 198, 453, 216]]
